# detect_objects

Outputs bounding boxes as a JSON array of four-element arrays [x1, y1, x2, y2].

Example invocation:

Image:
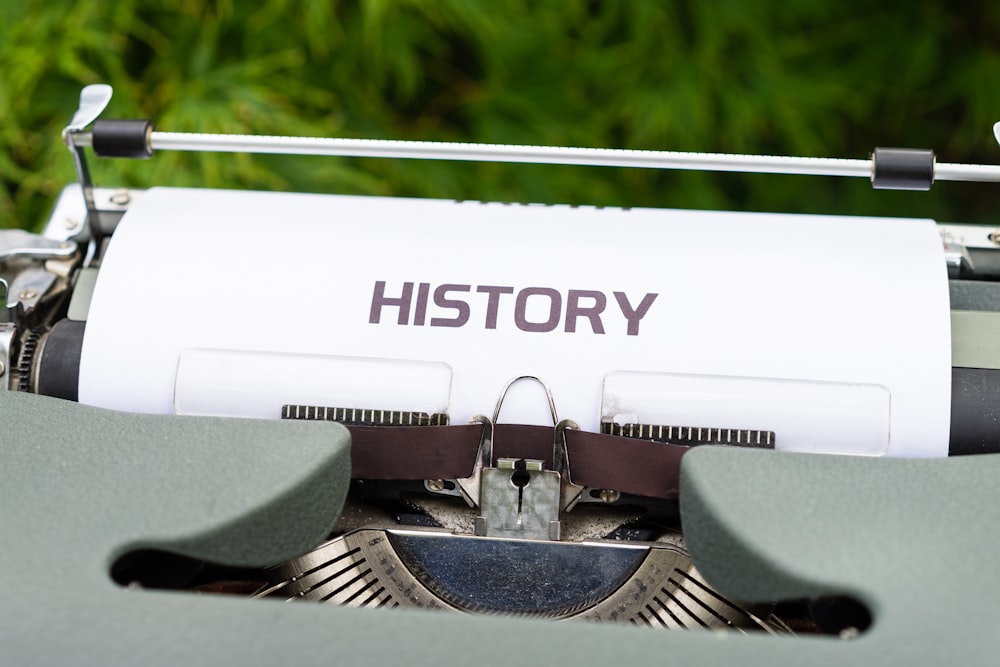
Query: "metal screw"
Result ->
[[65, 217, 79, 230], [0, 361, 6, 376], [599, 489, 620, 504], [110, 190, 131, 206], [18, 290, 37, 301], [426, 479, 446, 492]]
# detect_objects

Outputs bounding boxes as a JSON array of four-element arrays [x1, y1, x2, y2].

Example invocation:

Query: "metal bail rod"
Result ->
[[69, 126, 1000, 186]]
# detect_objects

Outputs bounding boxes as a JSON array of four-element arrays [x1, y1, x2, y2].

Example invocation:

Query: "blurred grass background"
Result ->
[[2, 0, 1000, 230]]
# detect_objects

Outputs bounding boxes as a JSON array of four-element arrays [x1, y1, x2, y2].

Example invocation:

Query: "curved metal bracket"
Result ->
[[62, 85, 114, 256], [491, 375, 559, 425], [554, 419, 585, 512], [453, 414, 493, 508]]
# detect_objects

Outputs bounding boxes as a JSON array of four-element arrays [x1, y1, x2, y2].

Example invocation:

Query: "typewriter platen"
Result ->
[[3, 85, 1000, 665]]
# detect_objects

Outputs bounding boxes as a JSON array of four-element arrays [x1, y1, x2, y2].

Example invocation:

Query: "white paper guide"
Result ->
[[78, 187, 952, 457]]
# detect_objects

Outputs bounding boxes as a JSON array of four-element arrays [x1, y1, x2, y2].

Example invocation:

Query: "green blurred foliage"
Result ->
[[2, 0, 1000, 230]]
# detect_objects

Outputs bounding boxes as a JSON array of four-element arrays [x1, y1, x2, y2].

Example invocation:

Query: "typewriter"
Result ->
[[4, 84, 1000, 665]]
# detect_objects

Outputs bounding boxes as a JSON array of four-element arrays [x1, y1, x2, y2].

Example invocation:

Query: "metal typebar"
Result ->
[[69, 130, 1000, 183]]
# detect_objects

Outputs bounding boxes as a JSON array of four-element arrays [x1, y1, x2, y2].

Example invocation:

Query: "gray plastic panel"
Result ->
[[950, 278, 1000, 311], [2, 391, 999, 665]]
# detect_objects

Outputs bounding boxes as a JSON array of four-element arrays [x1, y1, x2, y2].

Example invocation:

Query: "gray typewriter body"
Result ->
[[3, 86, 1000, 665]]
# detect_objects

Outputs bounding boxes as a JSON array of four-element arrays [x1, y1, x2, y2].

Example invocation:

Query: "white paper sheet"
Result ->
[[78, 187, 952, 457]]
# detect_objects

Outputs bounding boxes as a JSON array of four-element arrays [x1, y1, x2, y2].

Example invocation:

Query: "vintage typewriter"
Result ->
[[4, 84, 1000, 665]]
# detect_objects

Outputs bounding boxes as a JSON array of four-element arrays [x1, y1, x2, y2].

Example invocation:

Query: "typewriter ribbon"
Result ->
[[76, 186, 952, 458]]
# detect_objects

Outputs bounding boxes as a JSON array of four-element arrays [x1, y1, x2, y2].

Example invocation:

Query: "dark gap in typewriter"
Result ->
[[110, 549, 267, 596], [106, 488, 871, 639], [106, 493, 446, 593]]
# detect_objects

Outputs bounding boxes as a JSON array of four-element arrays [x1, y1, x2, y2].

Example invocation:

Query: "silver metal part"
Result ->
[[65, 84, 113, 133], [450, 414, 493, 508], [406, 495, 642, 540], [0, 323, 16, 390], [6, 267, 57, 315], [944, 243, 975, 278], [43, 186, 139, 243], [470, 376, 580, 539], [421, 377, 583, 536], [66, 124, 1000, 184], [432, 378, 567, 514], [492, 375, 558, 424], [476, 458, 562, 540], [554, 419, 585, 511], [0, 231, 76, 262], [256, 527, 782, 632], [63, 85, 114, 249]]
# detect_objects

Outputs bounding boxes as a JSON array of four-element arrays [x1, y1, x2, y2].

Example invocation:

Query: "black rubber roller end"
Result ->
[[871, 147, 935, 191], [950, 367, 1000, 455], [92, 119, 155, 159], [36, 319, 86, 402]]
